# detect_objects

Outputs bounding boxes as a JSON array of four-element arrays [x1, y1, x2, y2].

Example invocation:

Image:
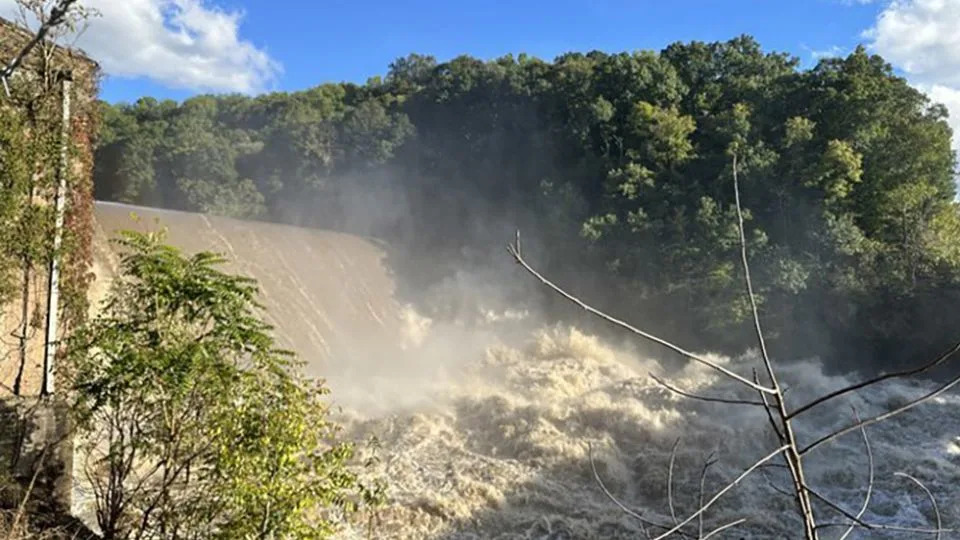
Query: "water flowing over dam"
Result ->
[[91, 201, 411, 379], [89, 202, 960, 539]]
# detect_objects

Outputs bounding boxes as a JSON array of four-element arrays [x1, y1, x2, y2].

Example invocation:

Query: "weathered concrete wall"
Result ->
[[0, 15, 100, 398], [0, 15, 99, 533], [0, 397, 73, 514]]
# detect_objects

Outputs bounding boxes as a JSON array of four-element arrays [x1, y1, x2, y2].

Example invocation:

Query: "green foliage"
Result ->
[[66, 230, 382, 539], [0, 74, 79, 312], [0, 107, 32, 303], [93, 36, 960, 369]]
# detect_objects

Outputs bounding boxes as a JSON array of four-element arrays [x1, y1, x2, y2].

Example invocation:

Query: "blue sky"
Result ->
[[94, 0, 887, 103]]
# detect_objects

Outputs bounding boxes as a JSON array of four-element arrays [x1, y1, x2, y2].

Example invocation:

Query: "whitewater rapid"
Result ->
[[332, 316, 960, 539]]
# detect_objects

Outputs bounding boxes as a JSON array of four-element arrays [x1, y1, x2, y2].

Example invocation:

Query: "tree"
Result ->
[[507, 147, 959, 538], [66, 230, 382, 539], [91, 37, 960, 373]]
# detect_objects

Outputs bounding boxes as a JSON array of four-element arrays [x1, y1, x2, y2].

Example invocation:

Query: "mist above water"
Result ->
[[88, 201, 960, 539], [334, 318, 960, 539]]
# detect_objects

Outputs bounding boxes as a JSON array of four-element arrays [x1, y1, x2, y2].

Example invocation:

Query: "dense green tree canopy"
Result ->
[[93, 36, 959, 373]]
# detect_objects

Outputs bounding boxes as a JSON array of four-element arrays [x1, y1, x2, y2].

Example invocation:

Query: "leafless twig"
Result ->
[[1, 0, 80, 82], [506, 242, 776, 395], [759, 467, 793, 498], [696, 452, 716, 539], [700, 518, 747, 539], [800, 370, 960, 455], [839, 408, 873, 540], [649, 373, 770, 407], [667, 438, 681, 534], [808, 485, 952, 535], [894, 472, 942, 540], [788, 342, 960, 421], [587, 442, 666, 535], [732, 152, 817, 536], [753, 368, 785, 441], [649, 445, 789, 540]]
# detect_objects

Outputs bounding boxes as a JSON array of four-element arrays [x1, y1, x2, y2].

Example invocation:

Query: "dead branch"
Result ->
[[696, 452, 716, 539], [761, 473, 793, 504], [506, 241, 776, 394], [731, 152, 817, 537], [700, 518, 747, 539], [894, 472, 942, 540], [649, 373, 770, 407], [587, 442, 667, 534], [787, 341, 960, 421], [800, 370, 960, 455], [5, 444, 48, 540], [808, 485, 952, 535], [0, 0, 80, 81], [753, 368, 785, 441], [816, 522, 953, 535], [732, 153, 775, 386], [649, 445, 790, 540], [838, 408, 873, 540], [667, 438, 681, 534]]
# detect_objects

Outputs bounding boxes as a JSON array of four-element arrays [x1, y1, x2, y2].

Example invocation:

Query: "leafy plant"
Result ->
[[66, 230, 382, 539]]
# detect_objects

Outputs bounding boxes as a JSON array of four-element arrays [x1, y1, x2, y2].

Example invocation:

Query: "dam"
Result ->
[[91, 201, 407, 376], [86, 202, 960, 538]]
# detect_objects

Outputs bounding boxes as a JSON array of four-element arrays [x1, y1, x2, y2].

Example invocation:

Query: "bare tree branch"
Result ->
[[731, 151, 817, 537], [839, 408, 873, 540], [817, 522, 954, 535], [787, 341, 960, 421], [697, 452, 716, 540], [514, 134, 958, 540], [801, 370, 960, 455], [0, 0, 80, 80], [506, 240, 776, 394], [759, 467, 793, 498], [808, 486, 953, 535], [753, 368, 785, 441], [649, 373, 771, 407], [649, 445, 790, 540], [894, 472, 942, 540], [732, 154, 775, 389], [667, 438, 681, 534], [587, 442, 668, 534], [700, 518, 747, 540]]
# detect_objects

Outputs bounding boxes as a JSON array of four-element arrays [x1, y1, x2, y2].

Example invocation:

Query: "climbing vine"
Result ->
[[0, 14, 100, 393]]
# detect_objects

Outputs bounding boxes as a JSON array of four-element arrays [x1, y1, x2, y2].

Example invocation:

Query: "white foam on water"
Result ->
[[333, 313, 960, 539]]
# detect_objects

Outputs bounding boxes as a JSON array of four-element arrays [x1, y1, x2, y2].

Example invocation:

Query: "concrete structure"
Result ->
[[0, 14, 99, 534]]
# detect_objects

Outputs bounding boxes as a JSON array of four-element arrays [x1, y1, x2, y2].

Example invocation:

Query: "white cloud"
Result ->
[[807, 44, 848, 60], [864, 0, 960, 86], [1, 0, 281, 94], [864, 0, 960, 154], [918, 82, 960, 134]]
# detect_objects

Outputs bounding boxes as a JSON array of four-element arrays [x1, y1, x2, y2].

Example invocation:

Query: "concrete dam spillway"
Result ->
[[88, 202, 960, 538], [91, 201, 408, 379]]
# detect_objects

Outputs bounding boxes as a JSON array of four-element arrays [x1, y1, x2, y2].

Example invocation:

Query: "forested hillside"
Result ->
[[92, 36, 960, 373]]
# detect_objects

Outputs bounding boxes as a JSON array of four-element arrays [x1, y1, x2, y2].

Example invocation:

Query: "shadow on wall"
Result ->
[[0, 397, 96, 538]]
